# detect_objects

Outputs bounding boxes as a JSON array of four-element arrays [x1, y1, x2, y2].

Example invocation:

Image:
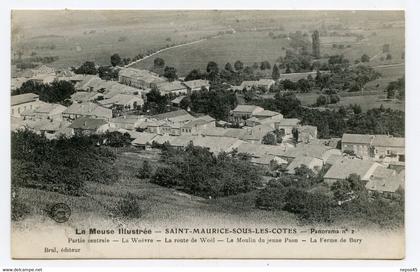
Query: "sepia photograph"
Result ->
[[9, 9, 406, 259]]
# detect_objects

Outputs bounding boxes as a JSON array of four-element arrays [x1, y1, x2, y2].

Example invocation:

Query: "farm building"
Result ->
[[11, 93, 41, 117], [118, 67, 166, 89]]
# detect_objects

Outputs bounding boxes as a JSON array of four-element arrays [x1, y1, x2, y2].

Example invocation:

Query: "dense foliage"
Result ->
[[151, 145, 263, 198], [11, 130, 119, 196], [13, 80, 76, 104]]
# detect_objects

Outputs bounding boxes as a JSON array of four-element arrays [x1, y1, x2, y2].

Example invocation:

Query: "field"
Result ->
[[132, 31, 291, 76], [12, 11, 229, 70], [12, 11, 404, 77]]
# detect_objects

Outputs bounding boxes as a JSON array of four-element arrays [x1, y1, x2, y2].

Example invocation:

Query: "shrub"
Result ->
[[115, 193, 142, 218], [256, 180, 287, 210]]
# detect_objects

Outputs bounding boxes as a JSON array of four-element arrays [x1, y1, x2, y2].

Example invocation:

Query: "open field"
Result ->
[[12, 11, 404, 76], [132, 31, 291, 76]]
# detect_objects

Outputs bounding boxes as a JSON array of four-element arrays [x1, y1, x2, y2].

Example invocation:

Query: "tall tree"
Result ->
[[272, 64, 281, 80], [163, 66, 178, 82], [234, 60, 244, 71], [154, 58, 165, 68], [110, 53, 122, 67], [311, 30, 321, 58]]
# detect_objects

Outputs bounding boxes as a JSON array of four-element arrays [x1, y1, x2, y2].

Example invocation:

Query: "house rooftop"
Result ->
[[342, 133, 374, 144], [232, 105, 263, 113], [11, 93, 39, 106], [156, 81, 187, 93], [253, 110, 282, 118], [69, 117, 108, 130], [183, 79, 210, 89], [372, 135, 405, 148], [323, 158, 378, 181]]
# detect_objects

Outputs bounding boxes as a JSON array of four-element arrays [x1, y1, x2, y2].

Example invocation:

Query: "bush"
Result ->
[[115, 193, 142, 218], [256, 180, 287, 210], [136, 161, 152, 179], [11, 186, 30, 221]]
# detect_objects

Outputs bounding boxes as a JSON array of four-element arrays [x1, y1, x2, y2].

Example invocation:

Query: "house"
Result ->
[[230, 105, 264, 123], [240, 124, 275, 144], [283, 143, 341, 163], [152, 109, 195, 124], [341, 133, 405, 162], [103, 84, 141, 99], [365, 169, 404, 197], [21, 102, 67, 121], [62, 102, 113, 121], [131, 132, 158, 149], [98, 94, 144, 111], [193, 136, 245, 154], [286, 156, 323, 175], [156, 81, 188, 95], [11, 93, 40, 117], [118, 68, 166, 89], [69, 117, 114, 136], [371, 135, 405, 162], [181, 118, 216, 135], [341, 133, 375, 158], [323, 158, 381, 186], [239, 79, 275, 91], [110, 116, 145, 130], [182, 79, 210, 93], [298, 125, 318, 143], [71, 91, 104, 103], [253, 110, 283, 120], [274, 118, 300, 137]]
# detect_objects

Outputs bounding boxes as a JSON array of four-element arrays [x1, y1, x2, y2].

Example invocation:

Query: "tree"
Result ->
[[312, 30, 321, 58], [206, 61, 219, 74], [144, 87, 169, 114], [137, 160, 152, 179], [262, 132, 277, 145], [163, 66, 178, 82], [386, 53, 392, 60], [154, 57, 165, 68], [297, 78, 311, 93], [260, 61, 271, 70], [185, 69, 205, 81], [316, 95, 328, 106], [361, 54, 370, 63], [331, 179, 352, 202], [272, 64, 280, 80], [292, 127, 299, 143], [225, 62, 234, 72], [74, 61, 97, 75], [110, 53, 121, 67], [234, 60, 244, 71]]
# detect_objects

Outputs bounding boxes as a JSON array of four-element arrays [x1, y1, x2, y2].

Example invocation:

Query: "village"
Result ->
[[11, 60, 405, 199]]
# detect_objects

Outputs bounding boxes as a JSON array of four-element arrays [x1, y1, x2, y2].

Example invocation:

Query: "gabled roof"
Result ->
[[63, 102, 112, 119], [286, 156, 321, 173], [284, 143, 334, 160], [372, 135, 404, 148], [11, 93, 39, 106], [366, 170, 404, 193], [71, 91, 101, 102], [171, 96, 186, 104], [21, 102, 66, 116], [275, 118, 300, 127], [182, 79, 210, 89], [99, 94, 143, 106], [232, 105, 263, 113], [69, 117, 108, 130], [131, 132, 158, 146], [253, 110, 282, 118], [119, 68, 164, 84], [323, 158, 379, 181], [342, 133, 374, 144], [156, 81, 187, 93]]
